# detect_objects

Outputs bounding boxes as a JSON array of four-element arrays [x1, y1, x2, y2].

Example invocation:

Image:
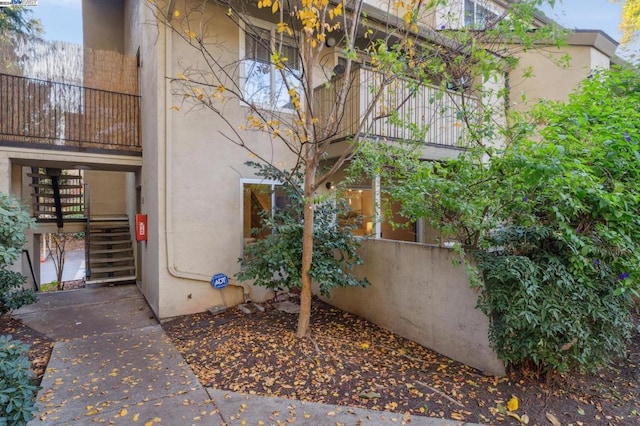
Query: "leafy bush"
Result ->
[[476, 225, 635, 374], [236, 163, 368, 296], [0, 192, 36, 316], [353, 66, 640, 375], [0, 335, 39, 425]]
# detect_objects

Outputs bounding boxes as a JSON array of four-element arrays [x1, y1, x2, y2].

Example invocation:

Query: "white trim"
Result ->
[[436, 0, 502, 30], [238, 16, 302, 112], [373, 175, 382, 239], [464, 0, 501, 28], [241, 178, 281, 185], [240, 178, 283, 257]]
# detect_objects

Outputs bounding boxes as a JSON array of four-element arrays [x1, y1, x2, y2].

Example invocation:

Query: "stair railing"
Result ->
[[85, 183, 91, 280]]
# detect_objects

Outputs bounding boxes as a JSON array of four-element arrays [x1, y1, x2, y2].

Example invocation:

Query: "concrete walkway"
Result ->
[[15, 285, 480, 425], [40, 248, 85, 285]]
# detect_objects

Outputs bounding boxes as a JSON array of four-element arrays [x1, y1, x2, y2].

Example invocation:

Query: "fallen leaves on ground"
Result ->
[[0, 316, 54, 382], [161, 298, 640, 425], [3, 297, 640, 425]]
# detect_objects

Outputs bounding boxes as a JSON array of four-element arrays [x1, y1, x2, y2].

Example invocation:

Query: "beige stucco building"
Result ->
[[0, 0, 620, 374]]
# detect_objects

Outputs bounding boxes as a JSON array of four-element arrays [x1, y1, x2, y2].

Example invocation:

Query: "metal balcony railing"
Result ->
[[314, 66, 479, 148], [0, 73, 141, 153]]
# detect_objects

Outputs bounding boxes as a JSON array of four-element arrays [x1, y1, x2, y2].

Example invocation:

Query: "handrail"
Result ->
[[22, 249, 39, 292], [313, 66, 479, 148], [85, 183, 91, 280]]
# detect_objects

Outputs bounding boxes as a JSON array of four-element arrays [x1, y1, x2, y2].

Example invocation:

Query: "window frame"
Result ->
[[240, 178, 284, 255], [463, 0, 499, 29], [239, 17, 302, 111]]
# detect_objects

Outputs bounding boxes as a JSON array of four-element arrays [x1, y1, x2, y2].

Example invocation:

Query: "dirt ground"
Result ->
[[162, 298, 640, 425], [2, 296, 639, 425]]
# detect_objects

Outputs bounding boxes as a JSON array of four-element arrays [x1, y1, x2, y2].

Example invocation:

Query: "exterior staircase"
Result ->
[[29, 168, 84, 227], [29, 168, 136, 287], [85, 216, 136, 287]]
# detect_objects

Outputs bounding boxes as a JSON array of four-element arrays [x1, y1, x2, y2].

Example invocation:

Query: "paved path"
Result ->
[[15, 285, 480, 425], [40, 248, 85, 285]]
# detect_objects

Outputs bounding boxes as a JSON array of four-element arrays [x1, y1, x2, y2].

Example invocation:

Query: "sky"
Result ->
[[539, 0, 624, 41], [30, 0, 83, 45], [27, 0, 627, 46]]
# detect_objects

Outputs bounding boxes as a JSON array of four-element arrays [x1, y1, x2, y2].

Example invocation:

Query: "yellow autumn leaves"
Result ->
[[257, 0, 280, 14], [504, 396, 532, 425], [85, 406, 149, 423], [618, 0, 640, 43], [256, 0, 343, 48]]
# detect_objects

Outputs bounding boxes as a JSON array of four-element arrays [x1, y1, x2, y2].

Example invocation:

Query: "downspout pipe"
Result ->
[[162, 16, 250, 300]]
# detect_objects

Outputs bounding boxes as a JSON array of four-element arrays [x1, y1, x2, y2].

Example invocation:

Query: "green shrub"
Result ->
[[353, 66, 640, 375], [0, 192, 36, 316], [0, 335, 39, 425], [236, 162, 368, 296], [476, 225, 635, 375]]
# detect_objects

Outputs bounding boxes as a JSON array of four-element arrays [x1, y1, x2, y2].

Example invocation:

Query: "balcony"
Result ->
[[0, 73, 141, 155], [314, 66, 478, 159]]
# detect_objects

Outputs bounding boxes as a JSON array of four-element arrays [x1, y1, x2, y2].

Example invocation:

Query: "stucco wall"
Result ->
[[134, 0, 162, 316], [84, 170, 129, 216], [154, 1, 302, 318], [510, 45, 599, 111], [82, 0, 125, 53], [321, 239, 506, 376], [128, 1, 290, 319]]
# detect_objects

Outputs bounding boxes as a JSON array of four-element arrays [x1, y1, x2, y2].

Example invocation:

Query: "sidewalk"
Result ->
[[39, 247, 85, 285], [15, 285, 480, 425]]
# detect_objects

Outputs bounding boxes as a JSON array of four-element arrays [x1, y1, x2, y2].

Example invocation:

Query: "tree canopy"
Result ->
[[618, 0, 640, 43], [154, 0, 565, 338], [0, 6, 41, 37]]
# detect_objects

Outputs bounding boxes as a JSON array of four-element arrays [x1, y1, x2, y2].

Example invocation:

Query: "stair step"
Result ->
[[89, 221, 129, 227], [90, 215, 128, 221], [91, 232, 131, 238], [90, 240, 132, 246], [89, 256, 134, 264], [28, 173, 82, 180], [33, 211, 85, 217], [85, 275, 136, 287], [34, 202, 83, 207], [35, 217, 87, 223], [90, 227, 130, 233], [32, 193, 84, 199], [89, 265, 135, 274], [84, 217, 135, 284], [30, 183, 83, 190], [89, 247, 133, 255]]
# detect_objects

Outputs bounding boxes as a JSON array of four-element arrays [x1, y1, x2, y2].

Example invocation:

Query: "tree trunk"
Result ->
[[296, 32, 317, 338], [296, 163, 316, 338]]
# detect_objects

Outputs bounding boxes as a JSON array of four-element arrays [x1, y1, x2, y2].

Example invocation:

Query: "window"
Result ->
[[342, 189, 417, 242], [242, 182, 289, 246], [241, 21, 302, 110], [464, 0, 498, 29]]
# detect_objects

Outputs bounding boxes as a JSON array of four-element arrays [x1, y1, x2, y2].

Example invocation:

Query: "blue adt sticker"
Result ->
[[211, 273, 229, 289]]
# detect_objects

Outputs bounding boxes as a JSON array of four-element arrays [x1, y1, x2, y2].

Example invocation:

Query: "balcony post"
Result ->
[[372, 175, 382, 239]]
